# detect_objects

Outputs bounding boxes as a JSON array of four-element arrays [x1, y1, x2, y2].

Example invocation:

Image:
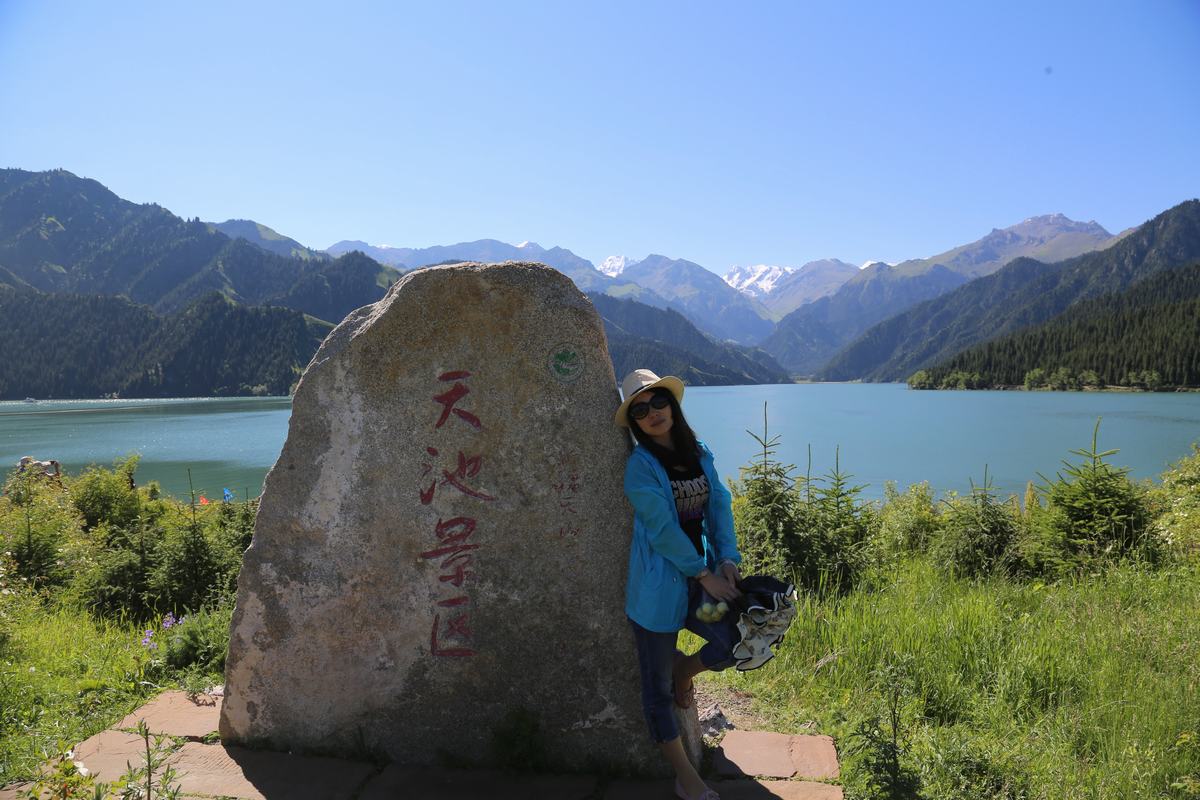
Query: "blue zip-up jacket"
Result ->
[[624, 440, 742, 632]]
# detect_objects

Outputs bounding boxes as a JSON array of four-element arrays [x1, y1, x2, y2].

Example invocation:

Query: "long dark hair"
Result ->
[[628, 388, 701, 467]]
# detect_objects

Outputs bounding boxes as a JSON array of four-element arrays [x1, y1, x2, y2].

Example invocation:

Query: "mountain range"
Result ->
[[759, 214, 1118, 374], [2, 166, 1192, 397], [821, 200, 1200, 381], [0, 169, 400, 322], [725, 260, 861, 319], [0, 169, 790, 396]]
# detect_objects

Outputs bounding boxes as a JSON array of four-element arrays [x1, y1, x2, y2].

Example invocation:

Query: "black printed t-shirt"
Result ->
[[647, 444, 710, 556]]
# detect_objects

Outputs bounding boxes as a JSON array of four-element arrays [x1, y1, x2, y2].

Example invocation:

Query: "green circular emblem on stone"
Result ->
[[548, 343, 585, 383]]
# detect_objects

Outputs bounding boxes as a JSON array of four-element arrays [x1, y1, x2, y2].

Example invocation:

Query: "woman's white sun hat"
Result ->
[[614, 369, 685, 428]]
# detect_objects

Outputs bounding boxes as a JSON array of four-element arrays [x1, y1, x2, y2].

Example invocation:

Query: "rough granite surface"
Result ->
[[220, 262, 694, 775]]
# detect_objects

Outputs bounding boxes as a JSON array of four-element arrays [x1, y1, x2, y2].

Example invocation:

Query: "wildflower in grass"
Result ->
[[141, 629, 157, 650], [162, 612, 177, 629]]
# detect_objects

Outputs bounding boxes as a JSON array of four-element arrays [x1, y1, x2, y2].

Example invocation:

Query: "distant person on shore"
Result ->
[[616, 369, 743, 800]]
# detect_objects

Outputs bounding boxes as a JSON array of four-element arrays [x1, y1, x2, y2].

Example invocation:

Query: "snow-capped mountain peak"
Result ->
[[723, 264, 795, 297], [598, 255, 641, 277]]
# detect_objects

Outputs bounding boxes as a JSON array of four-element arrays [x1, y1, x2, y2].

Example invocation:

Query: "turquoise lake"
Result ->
[[2, 385, 1198, 501]]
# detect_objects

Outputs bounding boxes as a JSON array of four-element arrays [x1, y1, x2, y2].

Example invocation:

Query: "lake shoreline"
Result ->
[[5, 387, 1200, 504]]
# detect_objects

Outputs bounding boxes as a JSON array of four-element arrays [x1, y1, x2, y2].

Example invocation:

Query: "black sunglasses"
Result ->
[[628, 393, 671, 421]]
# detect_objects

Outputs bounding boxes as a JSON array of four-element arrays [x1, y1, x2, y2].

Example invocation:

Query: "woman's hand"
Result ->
[[699, 571, 741, 602], [720, 561, 741, 587]]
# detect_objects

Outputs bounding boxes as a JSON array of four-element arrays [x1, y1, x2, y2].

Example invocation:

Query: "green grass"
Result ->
[[0, 592, 173, 785], [688, 558, 1200, 798]]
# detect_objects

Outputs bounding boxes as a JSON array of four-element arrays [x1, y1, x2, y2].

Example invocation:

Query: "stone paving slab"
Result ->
[[600, 777, 843, 800], [169, 742, 374, 800], [72, 729, 158, 783], [713, 730, 798, 778], [709, 780, 844, 800], [713, 731, 840, 781], [599, 778, 674, 799], [359, 765, 597, 800], [788, 736, 839, 781], [0, 782, 33, 800], [114, 690, 222, 740], [1, 691, 845, 799]]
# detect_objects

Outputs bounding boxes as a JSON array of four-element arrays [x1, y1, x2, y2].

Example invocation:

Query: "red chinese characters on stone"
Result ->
[[433, 371, 481, 430], [430, 613, 475, 658], [420, 370, 496, 658], [419, 449, 496, 505], [421, 517, 479, 655]]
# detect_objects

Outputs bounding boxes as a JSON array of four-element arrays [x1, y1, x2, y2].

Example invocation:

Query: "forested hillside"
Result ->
[[209, 219, 329, 260], [0, 288, 329, 399], [588, 293, 789, 385], [822, 199, 1200, 381], [910, 261, 1200, 389], [0, 169, 399, 320], [762, 263, 969, 374]]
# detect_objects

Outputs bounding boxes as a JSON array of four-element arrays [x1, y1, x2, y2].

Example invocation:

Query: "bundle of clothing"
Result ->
[[688, 574, 798, 671], [726, 575, 798, 671]]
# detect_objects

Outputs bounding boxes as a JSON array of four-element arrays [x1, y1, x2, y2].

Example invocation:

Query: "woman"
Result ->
[[616, 369, 743, 800]]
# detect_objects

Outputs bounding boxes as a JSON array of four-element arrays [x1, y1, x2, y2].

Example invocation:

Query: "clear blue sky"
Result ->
[[2, 1, 1197, 273]]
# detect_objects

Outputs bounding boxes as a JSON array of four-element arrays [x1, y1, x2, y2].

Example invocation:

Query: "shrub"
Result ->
[[791, 451, 875, 593], [732, 409, 874, 593], [932, 471, 1020, 579], [162, 602, 232, 673], [732, 405, 797, 578], [72, 543, 159, 619], [918, 732, 1031, 800], [211, 498, 257, 595], [0, 469, 86, 589], [1149, 444, 1200, 556], [939, 370, 985, 390], [846, 656, 923, 800], [71, 455, 142, 531], [906, 370, 935, 390], [873, 482, 942, 560], [151, 521, 222, 614], [1018, 420, 1156, 577]]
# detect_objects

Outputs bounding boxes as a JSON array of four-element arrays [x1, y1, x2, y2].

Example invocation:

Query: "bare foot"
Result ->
[[675, 776, 718, 800], [672, 650, 695, 709]]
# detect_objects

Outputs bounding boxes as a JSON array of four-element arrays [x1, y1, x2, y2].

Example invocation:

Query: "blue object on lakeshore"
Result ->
[[223, 488, 234, 502]]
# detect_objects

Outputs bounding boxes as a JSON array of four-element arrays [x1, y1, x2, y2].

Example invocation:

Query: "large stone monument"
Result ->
[[220, 262, 698, 774]]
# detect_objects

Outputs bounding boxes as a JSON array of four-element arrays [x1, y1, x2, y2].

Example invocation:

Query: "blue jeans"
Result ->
[[627, 578, 739, 743]]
